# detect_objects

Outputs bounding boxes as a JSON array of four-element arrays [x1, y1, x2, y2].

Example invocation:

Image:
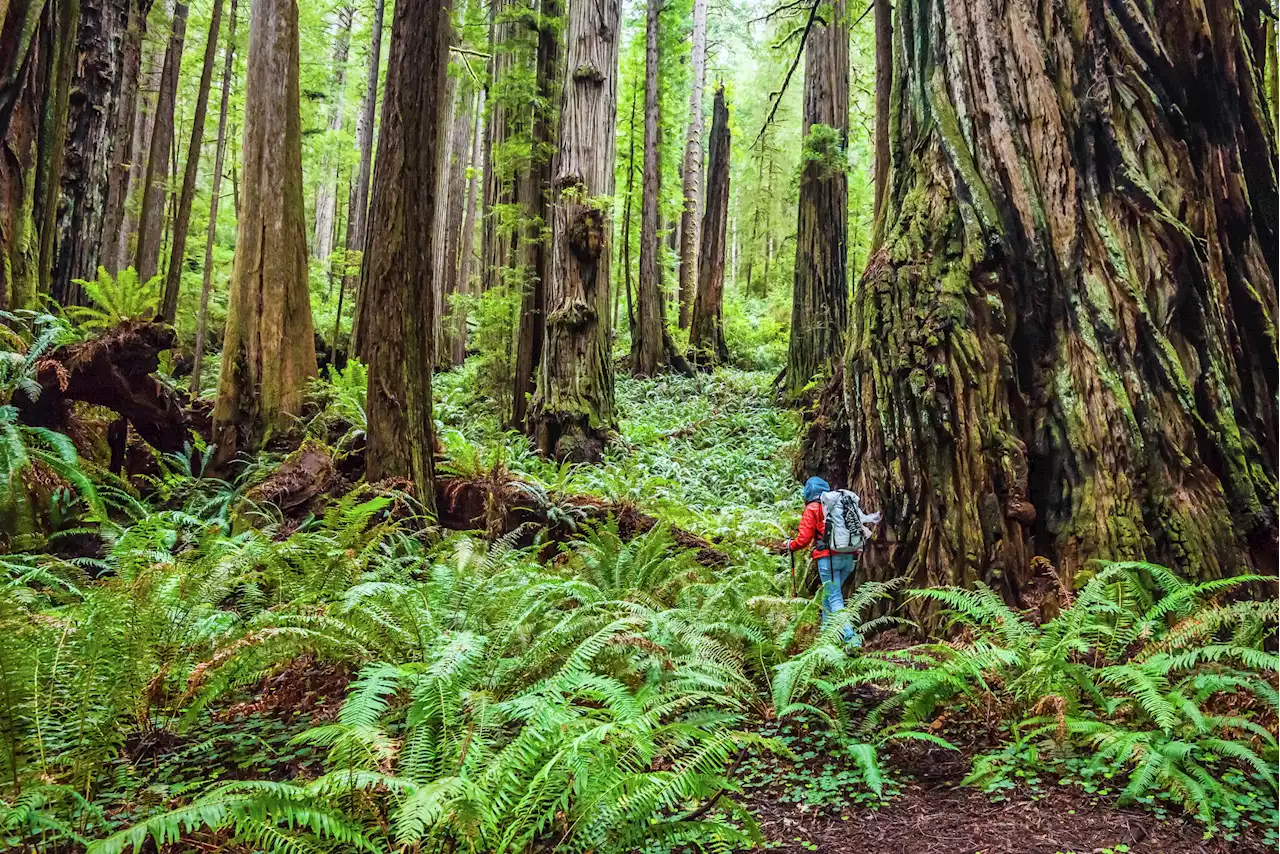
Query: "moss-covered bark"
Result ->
[[212, 0, 316, 461], [527, 0, 619, 462], [836, 0, 1278, 596]]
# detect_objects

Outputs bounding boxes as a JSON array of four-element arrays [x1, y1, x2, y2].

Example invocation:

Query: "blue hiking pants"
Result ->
[[817, 554, 861, 647]]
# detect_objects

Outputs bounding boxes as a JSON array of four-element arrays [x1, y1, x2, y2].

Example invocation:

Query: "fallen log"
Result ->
[[16, 321, 193, 465]]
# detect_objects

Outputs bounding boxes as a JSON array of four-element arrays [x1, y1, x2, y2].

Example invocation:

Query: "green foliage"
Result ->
[[67, 267, 162, 332]]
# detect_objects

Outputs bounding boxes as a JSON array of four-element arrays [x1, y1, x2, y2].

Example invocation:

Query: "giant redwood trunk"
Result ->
[[134, 0, 187, 283], [51, 0, 131, 306], [526, 0, 618, 462], [212, 0, 316, 461], [687, 84, 729, 368], [356, 0, 450, 506], [782, 0, 849, 398], [836, 0, 1278, 597]]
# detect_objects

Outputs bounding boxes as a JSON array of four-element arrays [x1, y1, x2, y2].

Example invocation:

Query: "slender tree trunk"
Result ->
[[688, 84, 729, 368], [527, 0, 619, 461], [134, 0, 186, 283], [190, 0, 236, 402], [632, 0, 689, 376], [98, 0, 149, 275], [782, 0, 848, 397], [621, 84, 637, 336], [832, 0, 1278, 600], [870, 0, 890, 226], [453, 91, 484, 365], [212, 0, 316, 461], [439, 85, 475, 367], [311, 3, 352, 262], [158, 0, 222, 322], [358, 0, 451, 507], [511, 0, 561, 431], [33, 0, 81, 298], [116, 37, 160, 272], [340, 0, 382, 358], [430, 74, 459, 358], [480, 0, 518, 296], [51, 0, 133, 305], [677, 0, 707, 329]]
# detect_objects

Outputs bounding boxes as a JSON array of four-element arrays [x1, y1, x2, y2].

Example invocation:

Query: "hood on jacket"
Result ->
[[802, 476, 830, 504]]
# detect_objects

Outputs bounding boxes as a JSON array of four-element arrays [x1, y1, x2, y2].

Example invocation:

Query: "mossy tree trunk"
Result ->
[[357, 0, 450, 506], [212, 0, 316, 461], [526, 0, 618, 462], [782, 0, 848, 398], [631, 0, 689, 377], [134, 0, 186, 283], [837, 0, 1278, 597], [688, 84, 729, 369]]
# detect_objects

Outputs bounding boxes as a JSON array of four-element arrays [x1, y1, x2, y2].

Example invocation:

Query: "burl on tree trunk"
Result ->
[[826, 0, 1278, 598]]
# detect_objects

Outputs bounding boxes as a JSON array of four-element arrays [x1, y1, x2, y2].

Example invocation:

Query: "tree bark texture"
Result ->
[[453, 91, 484, 366], [782, 0, 848, 398], [115, 32, 160, 272], [871, 0, 890, 224], [527, 0, 619, 462], [97, 0, 148, 275], [34, 0, 80, 298], [479, 0, 525, 297], [510, 0, 560, 431], [676, 0, 707, 329], [159, 0, 222, 322], [190, 0, 236, 402], [430, 73, 458, 357], [134, 0, 186, 283], [357, 0, 451, 507], [311, 3, 352, 262], [51, 0, 131, 306], [836, 0, 1278, 597], [212, 0, 316, 460], [439, 84, 475, 367], [631, 0, 688, 377], [341, 0, 382, 355], [688, 84, 729, 368]]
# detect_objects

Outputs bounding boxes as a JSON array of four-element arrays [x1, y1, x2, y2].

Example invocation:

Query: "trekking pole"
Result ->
[[789, 548, 797, 598]]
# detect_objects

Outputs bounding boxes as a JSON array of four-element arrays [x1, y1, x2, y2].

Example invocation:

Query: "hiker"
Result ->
[[783, 476, 880, 647]]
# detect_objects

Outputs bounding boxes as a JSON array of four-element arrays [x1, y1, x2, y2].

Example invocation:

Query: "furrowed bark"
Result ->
[[836, 0, 1278, 601], [358, 0, 451, 508], [527, 0, 619, 462], [212, 0, 316, 461], [158, 0, 223, 322], [688, 84, 729, 368], [676, 0, 707, 329], [189, 0, 237, 402], [870, 0, 889, 225], [782, 0, 848, 398], [34, 0, 81, 298], [98, 0, 148, 275], [134, 0, 186, 283]]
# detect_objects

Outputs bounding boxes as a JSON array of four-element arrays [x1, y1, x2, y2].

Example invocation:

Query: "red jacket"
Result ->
[[788, 501, 831, 559]]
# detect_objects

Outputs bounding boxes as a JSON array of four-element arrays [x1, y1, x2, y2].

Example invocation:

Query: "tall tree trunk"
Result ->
[[782, 0, 848, 397], [190, 0, 236, 402], [158, 0, 222, 322], [510, 0, 560, 431], [527, 0, 619, 461], [834, 0, 1278, 600], [51, 0, 132, 305], [212, 0, 316, 460], [870, 0, 890, 225], [632, 0, 688, 376], [358, 0, 450, 507], [621, 83, 637, 336], [134, 0, 186, 283], [98, 0, 149, 275], [33, 0, 81, 299], [439, 85, 475, 367], [676, 0, 707, 329], [340, 0, 382, 357], [480, 0, 519, 296], [311, 3, 352, 262], [116, 35, 160, 272], [688, 84, 729, 368], [452, 91, 484, 366], [430, 73, 458, 359]]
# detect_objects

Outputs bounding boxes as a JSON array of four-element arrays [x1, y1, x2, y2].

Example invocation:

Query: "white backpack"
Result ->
[[818, 490, 880, 554]]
